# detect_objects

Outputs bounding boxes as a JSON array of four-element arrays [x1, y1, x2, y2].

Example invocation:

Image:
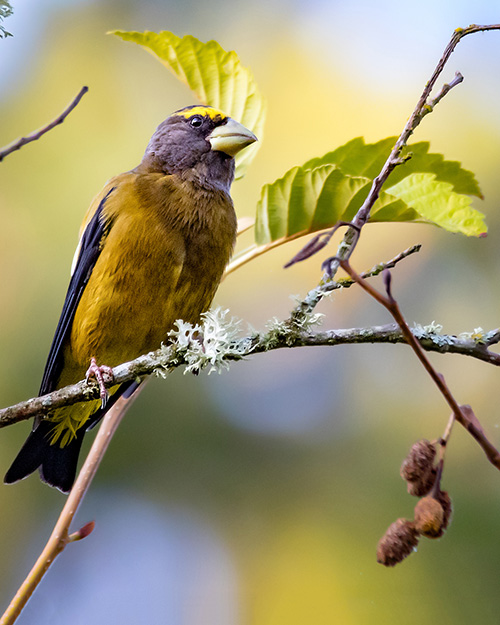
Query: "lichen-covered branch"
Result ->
[[1, 313, 499, 429]]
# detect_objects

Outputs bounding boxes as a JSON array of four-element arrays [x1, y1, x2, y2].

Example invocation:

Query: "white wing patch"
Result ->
[[70, 236, 83, 277]]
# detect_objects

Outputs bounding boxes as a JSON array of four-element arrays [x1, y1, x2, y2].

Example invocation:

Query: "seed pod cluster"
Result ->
[[377, 440, 453, 567]]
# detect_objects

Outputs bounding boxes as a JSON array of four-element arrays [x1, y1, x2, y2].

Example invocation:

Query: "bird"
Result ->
[[4, 105, 257, 493]]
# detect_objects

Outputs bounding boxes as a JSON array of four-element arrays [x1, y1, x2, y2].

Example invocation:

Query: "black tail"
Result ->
[[4, 420, 85, 494], [4, 380, 141, 494]]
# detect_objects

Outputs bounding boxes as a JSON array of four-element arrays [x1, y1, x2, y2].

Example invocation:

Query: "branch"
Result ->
[[339, 259, 500, 471], [287, 23, 500, 282], [0, 389, 141, 625], [2, 317, 500, 429], [0, 86, 89, 162], [289, 243, 422, 323], [346, 24, 500, 241]]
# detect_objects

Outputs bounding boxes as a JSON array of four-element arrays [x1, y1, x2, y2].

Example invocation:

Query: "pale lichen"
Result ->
[[162, 308, 249, 375], [412, 321, 453, 347], [458, 327, 486, 344]]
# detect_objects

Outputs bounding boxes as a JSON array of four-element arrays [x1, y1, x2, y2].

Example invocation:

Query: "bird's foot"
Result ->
[[86, 357, 114, 408]]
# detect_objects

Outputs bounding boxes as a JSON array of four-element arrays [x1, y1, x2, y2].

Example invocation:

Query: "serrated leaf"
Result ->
[[254, 160, 485, 246], [385, 173, 487, 236], [111, 30, 266, 179], [304, 137, 483, 198], [254, 164, 420, 245]]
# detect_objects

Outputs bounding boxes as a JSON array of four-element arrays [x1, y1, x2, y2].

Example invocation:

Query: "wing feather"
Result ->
[[39, 187, 115, 395]]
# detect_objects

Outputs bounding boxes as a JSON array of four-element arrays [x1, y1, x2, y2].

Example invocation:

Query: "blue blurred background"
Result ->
[[2, 1, 500, 623]]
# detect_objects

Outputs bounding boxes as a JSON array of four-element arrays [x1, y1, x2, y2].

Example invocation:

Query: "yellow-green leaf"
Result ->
[[304, 137, 483, 198], [254, 161, 486, 246], [385, 173, 487, 236], [254, 164, 419, 245], [111, 30, 266, 179]]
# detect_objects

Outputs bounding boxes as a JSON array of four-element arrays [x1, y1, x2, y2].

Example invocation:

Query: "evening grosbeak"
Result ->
[[4, 105, 257, 493]]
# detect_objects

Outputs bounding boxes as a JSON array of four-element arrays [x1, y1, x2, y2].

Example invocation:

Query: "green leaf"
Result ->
[[384, 173, 487, 236], [255, 161, 486, 246], [304, 137, 483, 198], [111, 30, 266, 179], [254, 164, 419, 245]]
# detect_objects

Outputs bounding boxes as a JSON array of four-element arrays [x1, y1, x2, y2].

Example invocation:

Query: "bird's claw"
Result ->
[[85, 357, 114, 408]]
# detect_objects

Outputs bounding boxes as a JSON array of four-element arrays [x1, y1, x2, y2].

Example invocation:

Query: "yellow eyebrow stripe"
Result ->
[[173, 106, 228, 120]]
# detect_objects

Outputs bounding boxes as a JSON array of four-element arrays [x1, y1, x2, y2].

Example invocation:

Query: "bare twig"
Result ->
[[339, 259, 500, 470], [425, 71, 464, 113], [440, 412, 457, 448], [0, 86, 89, 162], [0, 389, 141, 625], [345, 24, 500, 239]]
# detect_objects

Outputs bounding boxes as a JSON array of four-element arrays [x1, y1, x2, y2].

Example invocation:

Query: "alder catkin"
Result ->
[[377, 518, 419, 567], [400, 439, 436, 482], [414, 496, 445, 538]]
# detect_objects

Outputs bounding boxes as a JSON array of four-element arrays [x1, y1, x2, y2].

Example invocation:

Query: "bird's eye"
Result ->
[[190, 116, 203, 128]]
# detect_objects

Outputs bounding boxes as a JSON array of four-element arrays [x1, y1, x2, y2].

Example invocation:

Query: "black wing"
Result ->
[[39, 187, 115, 396]]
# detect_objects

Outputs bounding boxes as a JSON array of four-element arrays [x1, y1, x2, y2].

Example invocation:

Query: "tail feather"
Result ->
[[4, 420, 85, 494], [4, 380, 141, 493]]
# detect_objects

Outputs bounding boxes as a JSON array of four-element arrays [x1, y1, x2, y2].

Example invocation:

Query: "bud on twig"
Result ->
[[68, 521, 96, 543]]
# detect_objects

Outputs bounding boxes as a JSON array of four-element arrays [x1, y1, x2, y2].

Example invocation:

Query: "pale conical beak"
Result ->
[[208, 118, 258, 157]]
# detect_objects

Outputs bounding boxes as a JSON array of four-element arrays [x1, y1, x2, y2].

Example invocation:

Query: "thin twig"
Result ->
[[339, 259, 500, 470], [349, 24, 500, 233], [425, 72, 464, 113], [438, 411, 457, 467], [0, 86, 89, 162], [289, 23, 500, 317], [441, 412, 456, 446], [0, 388, 142, 625]]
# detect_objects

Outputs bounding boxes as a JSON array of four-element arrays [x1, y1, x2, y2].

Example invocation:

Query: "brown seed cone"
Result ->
[[401, 439, 436, 482], [414, 496, 445, 538], [406, 467, 437, 497], [377, 518, 419, 567]]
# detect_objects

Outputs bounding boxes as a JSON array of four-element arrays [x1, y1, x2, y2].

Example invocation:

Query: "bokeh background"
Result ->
[[1, 1, 500, 623]]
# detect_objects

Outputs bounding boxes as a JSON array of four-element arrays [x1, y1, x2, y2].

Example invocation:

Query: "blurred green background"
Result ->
[[2, 1, 500, 623]]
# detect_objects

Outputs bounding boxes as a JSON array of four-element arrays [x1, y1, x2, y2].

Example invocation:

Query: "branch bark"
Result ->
[[1, 319, 500, 429]]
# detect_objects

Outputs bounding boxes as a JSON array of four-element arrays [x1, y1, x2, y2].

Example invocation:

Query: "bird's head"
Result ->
[[142, 105, 257, 191]]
